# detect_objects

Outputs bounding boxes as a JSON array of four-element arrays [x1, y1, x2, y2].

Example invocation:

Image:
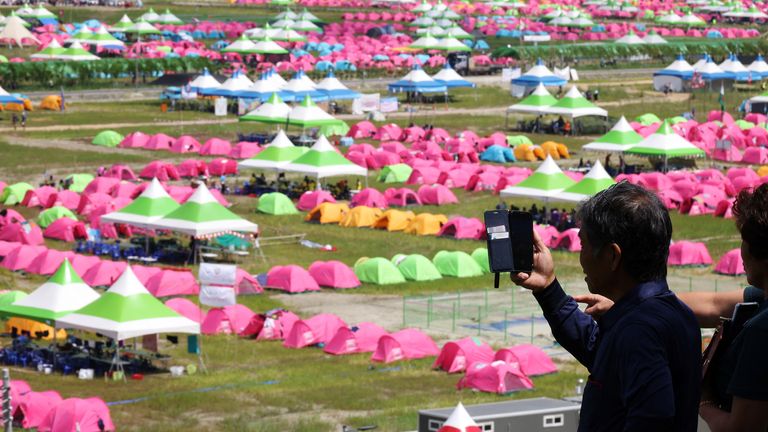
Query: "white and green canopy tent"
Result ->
[[222, 34, 261, 55], [239, 92, 291, 124], [434, 36, 471, 52], [123, 19, 161, 37], [70, 25, 126, 50], [140, 8, 161, 22], [150, 183, 258, 237], [110, 14, 134, 32], [55, 266, 200, 374], [157, 9, 184, 25], [500, 155, 576, 200], [545, 86, 608, 120], [287, 95, 342, 128], [291, 18, 322, 33], [297, 8, 322, 22], [272, 26, 306, 42], [68, 26, 94, 44], [100, 178, 180, 229], [32, 5, 56, 20], [282, 135, 368, 180], [252, 37, 289, 54], [625, 119, 706, 169], [238, 130, 308, 170], [506, 83, 557, 115], [53, 41, 100, 61], [582, 116, 643, 152], [275, 8, 299, 20], [30, 39, 65, 59], [553, 161, 616, 202], [409, 32, 440, 50], [0, 259, 99, 326]]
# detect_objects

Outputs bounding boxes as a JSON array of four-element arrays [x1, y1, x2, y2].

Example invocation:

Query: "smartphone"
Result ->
[[509, 211, 534, 274], [484, 210, 534, 282]]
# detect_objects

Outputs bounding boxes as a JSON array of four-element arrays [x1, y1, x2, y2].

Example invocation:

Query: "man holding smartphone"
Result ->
[[511, 182, 701, 432]]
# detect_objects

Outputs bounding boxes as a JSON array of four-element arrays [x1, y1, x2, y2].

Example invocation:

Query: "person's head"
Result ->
[[733, 184, 768, 289], [576, 181, 672, 297]]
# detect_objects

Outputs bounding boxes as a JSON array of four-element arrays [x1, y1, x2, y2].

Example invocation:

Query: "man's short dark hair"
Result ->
[[576, 181, 672, 282], [733, 183, 768, 260]]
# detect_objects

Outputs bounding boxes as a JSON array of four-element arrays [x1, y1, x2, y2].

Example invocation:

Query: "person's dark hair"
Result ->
[[733, 183, 768, 260], [576, 181, 672, 282]]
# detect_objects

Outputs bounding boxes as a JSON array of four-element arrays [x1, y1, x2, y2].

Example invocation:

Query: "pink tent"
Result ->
[[229, 141, 261, 159], [374, 123, 403, 141], [1, 245, 46, 271], [297, 190, 337, 212], [284, 313, 348, 348], [234, 269, 263, 294], [200, 138, 233, 156], [144, 133, 176, 151], [131, 265, 162, 285], [82, 260, 126, 287], [83, 177, 120, 195], [139, 161, 180, 181], [715, 248, 745, 276], [0, 223, 43, 245], [201, 304, 256, 335], [46, 190, 80, 210], [407, 167, 441, 185], [308, 260, 360, 289], [146, 270, 200, 297], [109, 181, 140, 199], [177, 160, 209, 178], [171, 136, 201, 153], [119, 131, 149, 148], [741, 147, 768, 165], [348, 121, 377, 139], [433, 337, 495, 373], [38, 397, 114, 432], [438, 217, 484, 240], [77, 192, 112, 216], [457, 360, 534, 394], [70, 255, 101, 276], [371, 328, 440, 363], [668, 241, 712, 266], [323, 322, 388, 355], [207, 158, 238, 176], [14, 391, 63, 430], [417, 184, 458, 205], [24, 250, 74, 275], [164, 298, 204, 323], [385, 188, 422, 206], [552, 228, 581, 252], [106, 165, 137, 181], [21, 186, 57, 208], [350, 188, 388, 208], [0, 209, 25, 226], [43, 218, 87, 242], [0, 241, 16, 257], [494, 344, 558, 376], [640, 172, 673, 191], [256, 309, 301, 340], [266, 265, 321, 293]]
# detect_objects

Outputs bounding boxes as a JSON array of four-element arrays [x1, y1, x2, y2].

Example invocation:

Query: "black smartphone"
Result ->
[[508, 211, 534, 274]]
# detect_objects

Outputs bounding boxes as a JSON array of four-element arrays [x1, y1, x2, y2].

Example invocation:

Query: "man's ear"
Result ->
[[607, 243, 622, 272]]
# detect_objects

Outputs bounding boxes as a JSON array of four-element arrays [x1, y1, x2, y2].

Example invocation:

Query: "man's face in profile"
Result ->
[[579, 229, 608, 296]]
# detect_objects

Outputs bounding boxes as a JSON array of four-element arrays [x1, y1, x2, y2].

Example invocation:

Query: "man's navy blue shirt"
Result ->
[[534, 279, 701, 432]]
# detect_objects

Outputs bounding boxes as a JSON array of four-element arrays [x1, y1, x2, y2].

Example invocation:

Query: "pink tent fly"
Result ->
[[201, 304, 256, 335], [177, 160, 209, 178], [83, 177, 120, 195], [14, 390, 63, 430], [229, 141, 261, 159], [297, 190, 337, 212], [350, 188, 388, 208], [1, 245, 47, 271], [119, 131, 150, 148], [323, 322, 388, 355], [371, 328, 440, 363], [105, 164, 137, 181], [46, 190, 80, 210], [171, 136, 202, 153], [385, 188, 422, 207], [668, 241, 712, 266], [146, 270, 200, 297], [131, 265, 163, 286], [348, 121, 377, 138], [144, 133, 177, 151], [266, 265, 321, 293], [715, 248, 745, 276], [38, 397, 114, 432], [308, 260, 360, 289], [43, 218, 87, 243], [552, 228, 581, 252], [24, 249, 74, 275], [82, 260, 127, 287], [234, 269, 263, 294], [418, 184, 459, 206], [109, 181, 140, 199], [0, 222, 44, 245], [433, 337, 495, 374], [69, 255, 101, 276], [164, 298, 204, 323], [21, 186, 57, 208], [139, 161, 180, 181], [0, 209, 25, 226], [457, 360, 534, 394], [3, 380, 31, 423], [0, 241, 16, 258], [200, 138, 232, 156], [494, 344, 558, 376], [256, 309, 301, 341], [283, 313, 348, 349], [438, 217, 484, 240], [207, 158, 239, 176]]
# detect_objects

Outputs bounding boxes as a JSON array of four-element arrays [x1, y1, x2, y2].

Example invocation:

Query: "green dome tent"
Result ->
[[433, 250, 484, 278], [354, 257, 405, 285], [0, 182, 33, 205], [65, 174, 95, 193], [378, 164, 413, 183], [392, 254, 442, 281], [470, 248, 490, 274], [38, 206, 78, 228], [506, 135, 533, 146], [257, 192, 299, 215], [635, 113, 661, 126], [92, 130, 125, 148]]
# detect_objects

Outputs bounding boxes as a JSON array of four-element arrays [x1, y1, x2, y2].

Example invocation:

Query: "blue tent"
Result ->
[[316, 70, 361, 100], [388, 66, 447, 94], [432, 63, 475, 88], [654, 54, 694, 79], [511, 58, 567, 87], [480, 145, 516, 163]]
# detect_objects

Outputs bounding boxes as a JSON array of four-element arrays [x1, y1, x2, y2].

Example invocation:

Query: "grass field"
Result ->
[[0, 4, 758, 429]]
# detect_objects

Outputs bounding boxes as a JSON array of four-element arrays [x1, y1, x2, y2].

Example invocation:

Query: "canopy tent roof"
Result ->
[[188, 69, 221, 92], [157, 9, 183, 25], [434, 36, 471, 52], [0, 16, 40, 47], [239, 73, 283, 101], [53, 41, 100, 61], [507, 83, 557, 115], [315, 71, 361, 100], [282, 135, 367, 178], [239, 92, 291, 124], [56, 266, 199, 341], [110, 14, 134, 31], [654, 54, 694, 78], [545, 86, 607, 118], [79, 26, 126, 50], [511, 59, 567, 87], [500, 155, 576, 199], [582, 116, 643, 152], [432, 64, 475, 88], [615, 31, 645, 44], [626, 120, 706, 158], [287, 95, 341, 127], [643, 30, 668, 44], [0, 259, 99, 325], [100, 178, 180, 229], [554, 161, 616, 202], [409, 33, 439, 50], [221, 34, 261, 54], [252, 37, 289, 54], [238, 130, 308, 170], [694, 57, 731, 81], [150, 184, 258, 237], [30, 39, 65, 59], [279, 70, 327, 102], [719, 53, 751, 81], [747, 55, 768, 78], [388, 66, 447, 93], [201, 70, 253, 97], [123, 19, 161, 35]]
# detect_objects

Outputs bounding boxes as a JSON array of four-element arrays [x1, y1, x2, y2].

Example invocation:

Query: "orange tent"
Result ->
[[305, 203, 350, 224], [404, 213, 448, 236], [5, 318, 66, 341], [39, 95, 62, 111], [339, 206, 382, 228], [540, 141, 561, 159], [513, 144, 537, 162], [373, 209, 415, 231]]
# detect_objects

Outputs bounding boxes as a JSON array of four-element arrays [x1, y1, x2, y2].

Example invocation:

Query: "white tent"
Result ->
[[0, 15, 40, 47]]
